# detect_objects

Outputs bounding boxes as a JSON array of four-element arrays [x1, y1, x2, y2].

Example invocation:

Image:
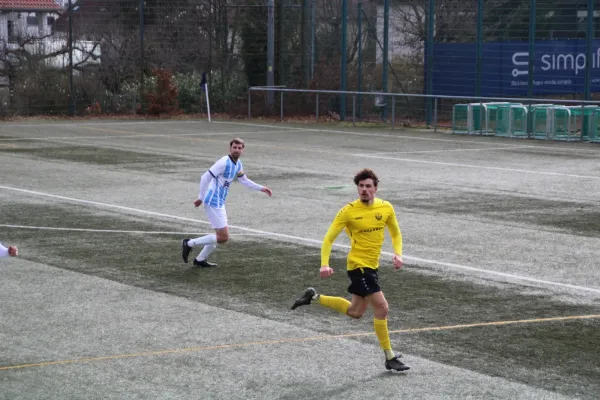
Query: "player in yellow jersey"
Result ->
[[291, 168, 409, 372]]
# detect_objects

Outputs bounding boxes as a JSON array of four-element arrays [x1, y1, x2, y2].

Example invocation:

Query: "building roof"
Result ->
[[0, 0, 62, 11]]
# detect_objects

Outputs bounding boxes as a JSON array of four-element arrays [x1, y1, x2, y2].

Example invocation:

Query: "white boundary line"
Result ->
[[5, 118, 600, 153], [0, 129, 292, 142], [2, 184, 600, 295], [4, 124, 600, 180], [350, 153, 600, 180], [1, 128, 504, 158], [0, 120, 210, 128], [368, 145, 534, 156], [0, 224, 263, 236], [212, 120, 600, 152]]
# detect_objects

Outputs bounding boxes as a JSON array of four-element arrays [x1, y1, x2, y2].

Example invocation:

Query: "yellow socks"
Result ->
[[374, 318, 396, 360], [318, 295, 351, 315], [316, 300, 397, 360]]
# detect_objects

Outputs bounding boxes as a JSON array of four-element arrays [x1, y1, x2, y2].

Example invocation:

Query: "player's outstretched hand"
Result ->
[[193, 199, 203, 207], [320, 266, 334, 279], [261, 187, 273, 197], [8, 246, 18, 257], [392, 254, 403, 270]]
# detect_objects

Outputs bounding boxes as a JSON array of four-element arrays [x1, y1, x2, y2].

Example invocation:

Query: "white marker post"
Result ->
[[201, 71, 211, 122]]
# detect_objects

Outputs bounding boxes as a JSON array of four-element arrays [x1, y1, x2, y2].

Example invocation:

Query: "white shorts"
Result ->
[[204, 204, 228, 229]]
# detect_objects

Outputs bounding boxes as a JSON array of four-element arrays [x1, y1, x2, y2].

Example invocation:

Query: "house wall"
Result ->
[[0, 11, 55, 42], [0, 14, 7, 41]]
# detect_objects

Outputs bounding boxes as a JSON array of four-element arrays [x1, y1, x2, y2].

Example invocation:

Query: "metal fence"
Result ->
[[248, 86, 600, 142], [0, 1, 597, 119]]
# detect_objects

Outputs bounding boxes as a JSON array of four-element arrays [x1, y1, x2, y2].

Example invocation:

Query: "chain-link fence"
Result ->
[[0, 0, 597, 121]]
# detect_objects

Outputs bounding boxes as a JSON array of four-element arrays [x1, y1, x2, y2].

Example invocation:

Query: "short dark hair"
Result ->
[[353, 168, 379, 187], [230, 137, 245, 148]]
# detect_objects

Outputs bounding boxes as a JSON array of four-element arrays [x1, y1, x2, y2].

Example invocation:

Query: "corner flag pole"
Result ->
[[201, 71, 211, 122]]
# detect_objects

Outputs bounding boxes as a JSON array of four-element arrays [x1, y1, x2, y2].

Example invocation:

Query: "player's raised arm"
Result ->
[[237, 170, 272, 196]]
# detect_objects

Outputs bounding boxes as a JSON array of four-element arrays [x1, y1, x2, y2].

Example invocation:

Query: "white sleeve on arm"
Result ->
[[208, 157, 227, 178], [198, 157, 227, 200], [0, 242, 8, 258], [198, 171, 213, 200], [238, 175, 264, 191]]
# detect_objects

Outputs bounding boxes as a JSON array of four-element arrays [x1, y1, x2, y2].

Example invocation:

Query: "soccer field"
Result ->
[[1, 118, 599, 399]]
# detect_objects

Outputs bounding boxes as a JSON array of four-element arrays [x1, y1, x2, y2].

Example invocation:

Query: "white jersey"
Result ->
[[203, 156, 244, 208]]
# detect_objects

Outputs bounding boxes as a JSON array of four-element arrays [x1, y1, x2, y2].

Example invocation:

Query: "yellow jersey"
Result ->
[[321, 198, 402, 271]]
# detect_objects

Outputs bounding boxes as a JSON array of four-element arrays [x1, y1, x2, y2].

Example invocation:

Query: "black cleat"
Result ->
[[182, 239, 192, 263], [193, 258, 218, 268], [385, 356, 410, 372], [291, 287, 317, 310]]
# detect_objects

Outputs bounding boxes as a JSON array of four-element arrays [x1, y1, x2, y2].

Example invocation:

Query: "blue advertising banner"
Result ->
[[431, 39, 600, 97]]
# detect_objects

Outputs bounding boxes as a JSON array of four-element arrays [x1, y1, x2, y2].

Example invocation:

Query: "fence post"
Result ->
[[581, 102, 585, 140], [280, 91, 284, 121], [279, 0, 285, 87], [425, 0, 435, 126], [479, 99, 483, 135], [434, 97, 438, 132], [585, 0, 594, 100], [311, 0, 316, 80], [357, 0, 363, 120], [527, 103, 532, 138], [391, 96, 395, 129], [248, 90, 252, 119], [340, 0, 348, 121], [68, 0, 75, 116], [138, 0, 144, 114], [352, 95, 356, 127], [526, 0, 536, 135], [316, 93, 319, 121], [267, 0, 275, 111], [381, 0, 390, 121], [476, 0, 483, 98]]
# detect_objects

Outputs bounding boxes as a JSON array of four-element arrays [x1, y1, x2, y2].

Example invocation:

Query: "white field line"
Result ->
[[1, 120, 206, 127], [0, 120, 228, 128], [2, 184, 600, 295], [0, 129, 292, 142], [0, 224, 265, 236], [349, 153, 600, 180], [213, 120, 600, 153], [4, 124, 600, 180], [4, 118, 600, 154], [367, 145, 533, 156]]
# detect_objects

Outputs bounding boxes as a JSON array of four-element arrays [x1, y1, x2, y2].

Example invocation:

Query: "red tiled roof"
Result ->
[[0, 0, 61, 10]]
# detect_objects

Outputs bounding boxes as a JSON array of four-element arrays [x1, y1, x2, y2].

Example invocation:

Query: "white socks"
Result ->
[[196, 244, 217, 262], [385, 349, 396, 360], [188, 234, 217, 247]]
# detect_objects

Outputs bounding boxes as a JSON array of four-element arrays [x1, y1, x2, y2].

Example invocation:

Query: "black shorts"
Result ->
[[347, 268, 381, 298]]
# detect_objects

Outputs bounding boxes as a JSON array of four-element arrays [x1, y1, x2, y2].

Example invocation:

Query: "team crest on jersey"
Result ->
[[375, 213, 382, 220], [223, 181, 231, 188]]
